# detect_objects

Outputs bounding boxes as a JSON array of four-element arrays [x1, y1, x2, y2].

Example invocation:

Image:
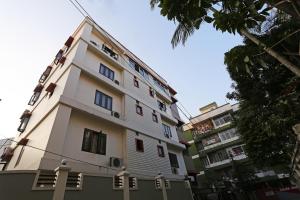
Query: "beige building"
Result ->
[[2, 17, 188, 182]]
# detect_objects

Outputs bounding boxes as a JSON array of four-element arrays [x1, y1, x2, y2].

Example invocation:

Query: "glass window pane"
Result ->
[[95, 91, 101, 105], [107, 97, 112, 110], [91, 133, 98, 153], [82, 129, 92, 152], [101, 95, 106, 108]]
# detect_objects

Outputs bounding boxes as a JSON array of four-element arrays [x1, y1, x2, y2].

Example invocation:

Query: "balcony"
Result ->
[[198, 137, 243, 157], [194, 123, 234, 142], [206, 154, 247, 169], [203, 136, 241, 151]]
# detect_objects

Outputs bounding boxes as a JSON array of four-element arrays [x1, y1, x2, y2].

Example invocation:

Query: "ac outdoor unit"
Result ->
[[110, 157, 123, 168], [111, 111, 120, 118], [114, 80, 120, 85]]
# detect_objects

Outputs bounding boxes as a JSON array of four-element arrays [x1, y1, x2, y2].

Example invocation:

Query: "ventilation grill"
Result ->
[[165, 180, 171, 189], [36, 170, 56, 188], [129, 177, 137, 189], [155, 178, 162, 189], [66, 172, 82, 188], [113, 175, 124, 189]]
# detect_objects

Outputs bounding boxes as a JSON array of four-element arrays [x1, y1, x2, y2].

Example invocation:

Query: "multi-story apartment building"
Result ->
[[183, 102, 295, 199], [0, 17, 192, 200], [183, 102, 244, 178]]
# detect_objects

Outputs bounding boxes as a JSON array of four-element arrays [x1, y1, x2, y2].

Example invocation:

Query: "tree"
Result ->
[[150, 0, 300, 76], [225, 16, 300, 167]]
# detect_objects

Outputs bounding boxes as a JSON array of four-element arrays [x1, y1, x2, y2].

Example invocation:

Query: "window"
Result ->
[[157, 100, 167, 112], [99, 63, 114, 80], [64, 36, 74, 51], [133, 77, 139, 88], [28, 84, 43, 106], [54, 49, 63, 64], [95, 90, 113, 111], [128, 58, 136, 69], [230, 146, 244, 156], [59, 57, 66, 66], [135, 139, 144, 152], [218, 128, 238, 141], [136, 105, 143, 116], [149, 87, 155, 97], [208, 150, 229, 163], [135, 65, 140, 72], [157, 145, 165, 157], [45, 83, 56, 97], [18, 110, 31, 133], [81, 128, 106, 155], [203, 135, 221, 146], [213, 114, 232, 127], [162, 124, 172, 138], [102, 44, 118, 60], [168, 153, 179, 168], [39, 66, 52, 83], [152, 113, 158, 123]]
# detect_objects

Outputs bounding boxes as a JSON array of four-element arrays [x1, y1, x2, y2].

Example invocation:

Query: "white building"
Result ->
[[3, 17, 188, 180]]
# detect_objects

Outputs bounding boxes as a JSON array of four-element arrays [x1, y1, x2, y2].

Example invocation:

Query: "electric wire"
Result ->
[[6, 138, 167, 179], [65, 0, 196, 125], [67, 0, 86, 18]]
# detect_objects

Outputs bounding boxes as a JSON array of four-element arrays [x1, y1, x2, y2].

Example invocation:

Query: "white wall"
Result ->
[[126, 129, 172, 177]]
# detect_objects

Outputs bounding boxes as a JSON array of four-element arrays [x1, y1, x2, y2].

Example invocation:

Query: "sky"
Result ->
[[0, 0, 242, 139]]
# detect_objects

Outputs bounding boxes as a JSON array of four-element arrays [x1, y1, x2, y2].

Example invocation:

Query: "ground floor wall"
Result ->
[[0, 171, 193, 200]]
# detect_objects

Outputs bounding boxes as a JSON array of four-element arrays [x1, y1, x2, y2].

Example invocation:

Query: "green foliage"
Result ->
[[225, 17, 300, 167], [150, 0, 271, 45]]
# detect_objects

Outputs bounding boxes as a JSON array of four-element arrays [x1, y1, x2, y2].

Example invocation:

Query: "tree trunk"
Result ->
[[240, 29, 300, 77], [209, 7, 300, 77]]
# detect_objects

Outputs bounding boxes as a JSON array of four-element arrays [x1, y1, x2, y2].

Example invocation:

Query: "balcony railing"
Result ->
[[203, 136, 240, 151], [193, 123, 234, 142], [206, 154, 247, 168]]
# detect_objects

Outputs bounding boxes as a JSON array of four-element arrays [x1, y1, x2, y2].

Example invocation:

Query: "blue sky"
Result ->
[[0, 0, 242, 138]]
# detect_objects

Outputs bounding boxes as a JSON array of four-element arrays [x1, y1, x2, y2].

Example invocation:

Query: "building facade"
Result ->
[[0, 17, 193, 200], [183, 102, 296, 199], [183, 102, 244, 180]]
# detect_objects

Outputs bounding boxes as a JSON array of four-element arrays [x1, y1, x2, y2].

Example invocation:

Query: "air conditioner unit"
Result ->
[[111, 111, 120, 119], [110, 157, 123, 168], [114, 80, 120, 85]]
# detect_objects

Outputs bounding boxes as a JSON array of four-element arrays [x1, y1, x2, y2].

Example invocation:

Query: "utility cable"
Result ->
[[65, 0, 196, 125], [6, 139, 179, 179]]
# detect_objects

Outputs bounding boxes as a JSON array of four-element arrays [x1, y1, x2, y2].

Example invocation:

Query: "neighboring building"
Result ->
[[0, 138, 12, 170], [182, 102, 296, 199], [183, 102, 243, 181], [0, 17, 193, 200]]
